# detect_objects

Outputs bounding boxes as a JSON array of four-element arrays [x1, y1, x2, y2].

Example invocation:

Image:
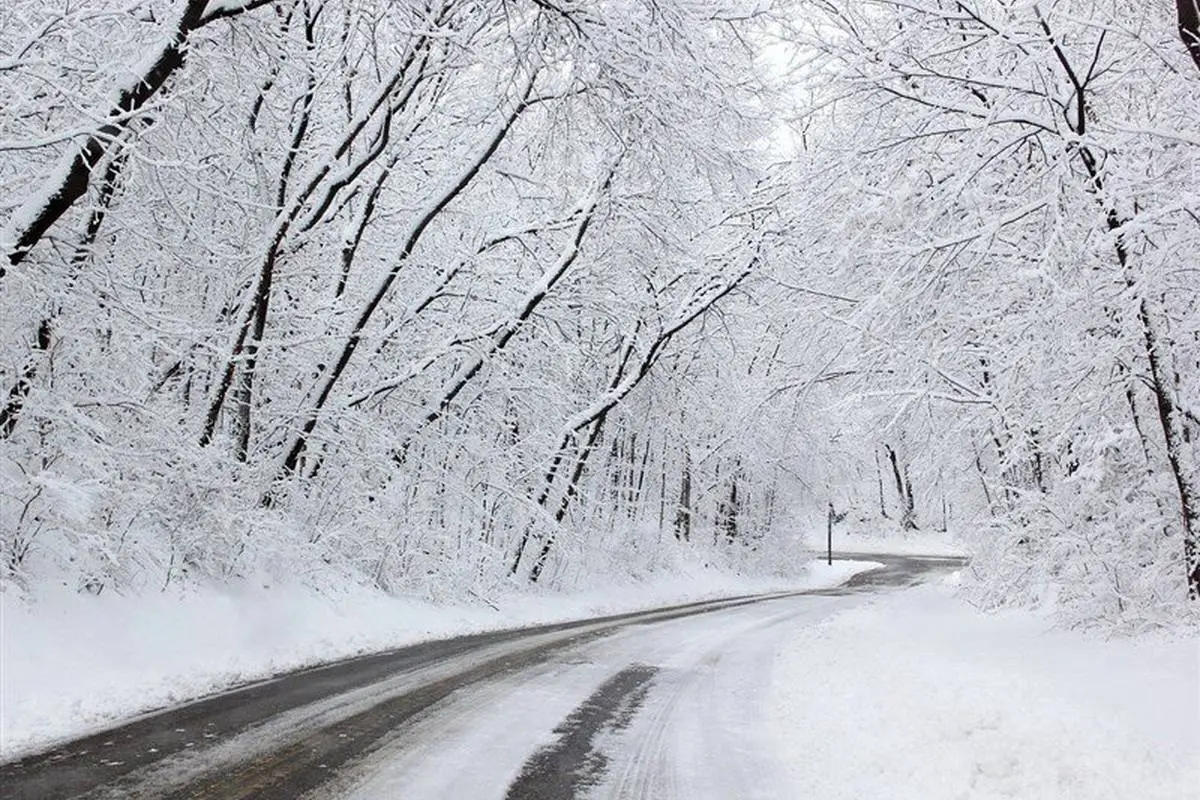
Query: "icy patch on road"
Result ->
[[765, 584, 1199, 799], [0, 558, 875, 759]]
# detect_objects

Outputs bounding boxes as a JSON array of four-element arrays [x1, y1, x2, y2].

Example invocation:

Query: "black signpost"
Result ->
[[827, 502, 834, 566]]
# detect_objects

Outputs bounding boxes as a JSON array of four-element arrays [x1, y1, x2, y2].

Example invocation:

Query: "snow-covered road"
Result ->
[[330, 592, 858, 800], [5, 553, 1195, 800], [0, 557, 911, 799], [332, 555, 1196, 800]]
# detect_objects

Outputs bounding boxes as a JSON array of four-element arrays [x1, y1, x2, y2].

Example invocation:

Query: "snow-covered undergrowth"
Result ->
[[766, 580, 1200, 800], [959, 508, 1199, 632], [0, 558, 871, 760], [819, 513, 1199, 631]]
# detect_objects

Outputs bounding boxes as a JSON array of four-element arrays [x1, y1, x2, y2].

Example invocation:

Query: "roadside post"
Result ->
[[827, 501, 834, 566]]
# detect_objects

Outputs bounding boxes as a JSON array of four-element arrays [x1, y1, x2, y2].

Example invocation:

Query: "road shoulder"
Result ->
[[765, 581, 1200, 799]]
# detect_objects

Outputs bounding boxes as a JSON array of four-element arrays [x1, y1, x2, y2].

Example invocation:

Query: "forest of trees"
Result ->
[[1, 0, 1197, 627]]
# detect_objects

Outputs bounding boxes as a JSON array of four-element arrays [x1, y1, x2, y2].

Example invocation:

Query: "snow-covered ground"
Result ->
[[5, 558, 1196, 800], [329, 573, 1198, 800], [0, 559, 869, 760], [765, 580, 1199, 800]]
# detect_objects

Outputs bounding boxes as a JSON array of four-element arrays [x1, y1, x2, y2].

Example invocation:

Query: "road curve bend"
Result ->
[[0, 553, 964, 800]]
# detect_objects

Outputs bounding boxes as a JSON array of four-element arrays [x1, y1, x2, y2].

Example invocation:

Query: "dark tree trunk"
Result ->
[[529, 412, 608, 583], [885, 444, 917, 530], [875, 449, 889, 518], [719, 469, 740, 544], [2, 142, 129, 439], [1039, 12, 1200, 598], [1139, 298, 1200, 599], [0, 320, 51, 438], [2, 0, 275, 275], [1179, 0, 1200, 73], [230, 8, 320, 463], [674, 453, 692, 541]]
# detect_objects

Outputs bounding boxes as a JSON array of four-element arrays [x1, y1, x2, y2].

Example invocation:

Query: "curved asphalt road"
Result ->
[[0, 553, 964, 799]]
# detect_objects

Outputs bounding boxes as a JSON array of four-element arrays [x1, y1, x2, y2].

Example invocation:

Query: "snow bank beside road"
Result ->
[[0, 559, 873, 760], [766, 582, 1199, 799]]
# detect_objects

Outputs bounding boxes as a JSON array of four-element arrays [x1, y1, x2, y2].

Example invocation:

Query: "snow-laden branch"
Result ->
[[199, 0, 278, 26], [913, 199, 1048, 254], [349, 202, 610, 410], [408, 163, 619, 434], [198, 42, 438, 447], [272, 69, 542, 480], [561, 256, 758, 435], [0, 0, 274, 280]]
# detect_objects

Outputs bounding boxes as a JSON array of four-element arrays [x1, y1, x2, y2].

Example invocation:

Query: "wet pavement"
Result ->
[[0, 554, 964, 799]]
